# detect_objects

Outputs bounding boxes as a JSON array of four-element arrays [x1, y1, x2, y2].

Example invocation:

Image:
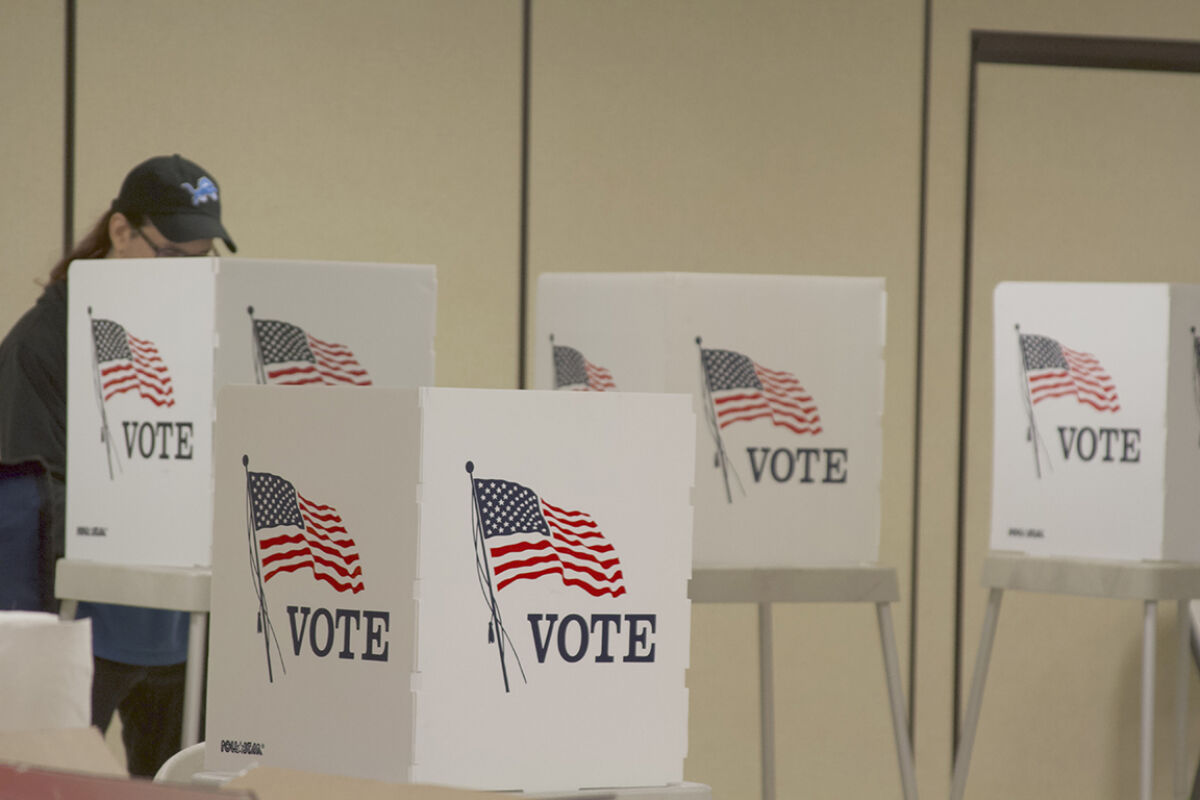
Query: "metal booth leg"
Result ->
[[58, 598, 78, 622], [950, 586, 1004, 800], [876, 601, 919, 800], [1177, 599, 1190, 800], [758, 601, 775, 800], [181, 611, 209, 748], [1142, 600, 1157, 800]]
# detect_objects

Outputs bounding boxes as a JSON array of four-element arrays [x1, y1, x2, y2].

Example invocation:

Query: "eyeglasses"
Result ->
[[134, 227, 214, 258]]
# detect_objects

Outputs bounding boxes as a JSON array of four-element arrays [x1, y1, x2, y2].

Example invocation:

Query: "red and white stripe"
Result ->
[[488, 500, 625, 598], [259, 493, 364, 593], [265, 334, 372, 386], [306, 333, 372, 386], [581, 360, 616, 391], [99, 334, 175, 406], [713, 362, 820, 435], [1028, 345, 1120, 412]]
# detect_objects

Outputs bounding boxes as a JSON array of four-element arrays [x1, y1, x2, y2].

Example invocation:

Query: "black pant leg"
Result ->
[[90, 656, 145, 733], [117, 660, 186, 778]]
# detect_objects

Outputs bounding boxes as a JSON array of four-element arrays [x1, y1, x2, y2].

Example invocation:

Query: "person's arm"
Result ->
[[0, 337, 68, 480], [0, 337, 68, 611]]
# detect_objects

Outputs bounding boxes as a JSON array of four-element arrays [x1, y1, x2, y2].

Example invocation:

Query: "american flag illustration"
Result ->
[[247, 470, 364, 593], [252, 319, 372, 386], [473, 477, 625, 598], [700, 347, 821, 435], [552, 344, 616, 391], [91, 319, 175, 407], [1019, 333, 1120, 412]]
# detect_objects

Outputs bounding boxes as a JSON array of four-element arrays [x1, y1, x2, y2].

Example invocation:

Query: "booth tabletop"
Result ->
[[689, 566, 899, 604], [54, 558, 211, 612], [982, 552, 1200, 600], [213, 768, 712, 799], [525, 783, 712, 799]]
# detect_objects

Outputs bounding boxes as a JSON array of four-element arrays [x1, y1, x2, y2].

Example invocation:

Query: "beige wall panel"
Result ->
[[960, 63, 1200, 798], [924, 5, 1200, 797], [686, 604, 764, 799], [74, 0, 522, 389], [914, 5, 972, 790], [0, 2, 64, 344], [528, 2, 924, 797]]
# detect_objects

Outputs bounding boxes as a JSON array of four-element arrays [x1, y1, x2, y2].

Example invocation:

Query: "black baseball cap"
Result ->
[[112, 154, 237, 252]]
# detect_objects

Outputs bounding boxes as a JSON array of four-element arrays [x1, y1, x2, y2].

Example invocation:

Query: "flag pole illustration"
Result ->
[[86, 306, 119, 479], [695, 336, 738, 503], [1191, 326, 1200, 448], [242, 455, 285, 683], [1013, 324, 1047, 479], [243, 459, 365, 681], [549, 334, 617, 391], [466, 461, 521, 693], [697, 339, 822, 501], [247, 307, 267, 384], [468, 464, 625, 690]]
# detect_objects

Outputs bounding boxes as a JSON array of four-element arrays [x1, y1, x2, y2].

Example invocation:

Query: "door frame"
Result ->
[[951, 29, 1200, 744]]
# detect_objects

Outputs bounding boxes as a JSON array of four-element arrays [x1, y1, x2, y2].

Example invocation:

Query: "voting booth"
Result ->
[[64, 258, 435, 568], [535, 272, 886, 568], [204, 386, 695, 792], [991, 281, 1200, 562], [951, 282, 1200, 800]]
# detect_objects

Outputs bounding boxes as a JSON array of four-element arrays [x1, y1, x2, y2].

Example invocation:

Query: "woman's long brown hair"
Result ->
[[46, 208, 143, 284]]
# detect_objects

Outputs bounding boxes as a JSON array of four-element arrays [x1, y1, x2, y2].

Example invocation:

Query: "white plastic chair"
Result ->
[[154, 741, 206, 783]]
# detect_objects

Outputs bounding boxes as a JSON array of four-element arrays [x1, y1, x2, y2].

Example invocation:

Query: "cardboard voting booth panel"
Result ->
[[205, 387, 695, 792], [66, 257, 435, 568], [0, 613, 92, 732], [0, 728, 126, 777], [991, 282, 1200, 562], [534, 272, 886, 568]]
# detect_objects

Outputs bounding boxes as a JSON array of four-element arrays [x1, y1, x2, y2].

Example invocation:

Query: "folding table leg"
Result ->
[[1143, 600, 1157, 800], [58, 599, 77, 622], [181, 611, 209, 748], [1177, 599, 1190, 800], [876, 601, 918, 800], [950, 587, 1004, 800], [759, 601, 775, 800]]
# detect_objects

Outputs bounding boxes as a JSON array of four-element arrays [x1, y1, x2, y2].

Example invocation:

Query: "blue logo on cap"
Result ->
[[182, 177, 218, 206]]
